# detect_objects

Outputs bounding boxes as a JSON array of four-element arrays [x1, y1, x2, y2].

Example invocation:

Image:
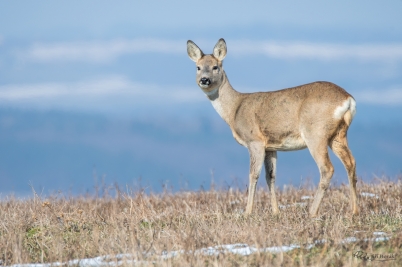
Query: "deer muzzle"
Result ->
[[200, 77, 211, 86]]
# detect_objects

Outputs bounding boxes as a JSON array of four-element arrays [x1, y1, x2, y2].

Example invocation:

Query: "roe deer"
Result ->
[[187, 38, 358, 217]]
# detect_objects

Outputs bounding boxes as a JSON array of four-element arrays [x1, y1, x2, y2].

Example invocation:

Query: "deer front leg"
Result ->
[[265, 151, 279, 215], [245, 142, 265, 215]]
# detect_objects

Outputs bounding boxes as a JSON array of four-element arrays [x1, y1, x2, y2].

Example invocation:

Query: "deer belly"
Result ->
[[265, 135, 307, 151]]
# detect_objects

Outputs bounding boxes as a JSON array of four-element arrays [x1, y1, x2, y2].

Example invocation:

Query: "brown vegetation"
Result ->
[[0, 177, 401, 266]]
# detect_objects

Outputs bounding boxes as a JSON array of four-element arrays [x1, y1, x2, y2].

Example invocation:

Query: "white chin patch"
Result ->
[[199, 83, 209, 89]]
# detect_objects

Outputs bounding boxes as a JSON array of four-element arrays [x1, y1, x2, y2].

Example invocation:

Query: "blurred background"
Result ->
[[0, 1, 401, 196]]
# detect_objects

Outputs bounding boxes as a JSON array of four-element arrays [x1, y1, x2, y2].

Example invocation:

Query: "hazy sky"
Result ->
[[0, 1, 401, 194], [1, 1, 402, 115], [1, 1, 402, 39]]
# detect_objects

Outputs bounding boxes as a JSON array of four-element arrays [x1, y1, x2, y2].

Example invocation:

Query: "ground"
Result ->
[[1, 177, 401, 266]]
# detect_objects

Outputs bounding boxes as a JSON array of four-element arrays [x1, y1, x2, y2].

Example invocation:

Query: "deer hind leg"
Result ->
[[330, 126, 359, 215], [305, 139, 334, 217], [245, 142, 265, 215], [264, 151, 279, 215]]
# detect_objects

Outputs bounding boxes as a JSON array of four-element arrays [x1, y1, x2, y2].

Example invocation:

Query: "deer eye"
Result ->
[[197, 66, 200, 71], [213, 66, 218, 70]]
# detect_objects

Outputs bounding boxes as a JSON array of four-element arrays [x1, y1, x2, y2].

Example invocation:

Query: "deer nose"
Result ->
[[200, 77, 211, 85]]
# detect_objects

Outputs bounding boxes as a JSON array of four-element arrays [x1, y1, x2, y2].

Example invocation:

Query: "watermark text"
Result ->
[[353, 251, 397, 261]]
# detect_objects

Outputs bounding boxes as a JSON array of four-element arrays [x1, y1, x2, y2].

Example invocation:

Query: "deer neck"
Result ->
[[205, 71, 240, 124]]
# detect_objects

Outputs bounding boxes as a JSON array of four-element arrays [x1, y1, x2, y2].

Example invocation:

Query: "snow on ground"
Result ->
[[5, 234, 390, 267], [360, 192, 380, 199]]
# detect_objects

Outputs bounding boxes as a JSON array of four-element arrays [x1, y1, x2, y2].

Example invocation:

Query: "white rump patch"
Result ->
[[333, 97, 356, 120], [349, 97, 356, 117]]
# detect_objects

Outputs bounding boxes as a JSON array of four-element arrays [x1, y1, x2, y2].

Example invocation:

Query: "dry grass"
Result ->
[[0, 177, 401, 266]]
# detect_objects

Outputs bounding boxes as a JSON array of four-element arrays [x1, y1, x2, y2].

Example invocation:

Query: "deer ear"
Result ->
[[213, 38, 227, 61], [187, 40, 204, 62]]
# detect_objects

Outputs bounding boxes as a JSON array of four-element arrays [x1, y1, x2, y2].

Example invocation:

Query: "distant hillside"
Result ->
[[0, 105, 401, 196]]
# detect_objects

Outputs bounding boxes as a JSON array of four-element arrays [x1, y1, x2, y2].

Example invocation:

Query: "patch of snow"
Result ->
[[261, 244, 301, 253], [360, 192, 379, 199], [301, 196, 313, 200], [342, 237, 358, 243], [4, 236, 391, 267], [161, 249, 185, 260], [374, 236, 390, 242], [373, 231, 387, 236], [201, 244, 257, 256]]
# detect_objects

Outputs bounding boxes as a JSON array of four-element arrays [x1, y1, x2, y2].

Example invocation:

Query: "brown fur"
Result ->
[[187, 38, 358, 217]]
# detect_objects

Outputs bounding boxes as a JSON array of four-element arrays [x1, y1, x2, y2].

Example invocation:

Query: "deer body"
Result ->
[[187, 38, 358, 217]]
